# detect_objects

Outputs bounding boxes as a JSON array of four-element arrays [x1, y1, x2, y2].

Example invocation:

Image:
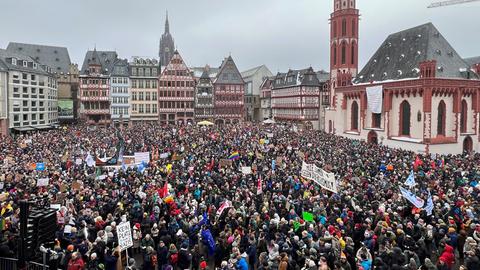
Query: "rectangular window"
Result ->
[[152, 80, 157, 88], [152, 92, 157, 100], [139, 92, 144, 100], [146, 80, 151, 88], [132, 80, 137, 88]]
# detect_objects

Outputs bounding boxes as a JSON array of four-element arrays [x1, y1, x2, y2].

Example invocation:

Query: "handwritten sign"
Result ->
[[117, 222, 133, 251]]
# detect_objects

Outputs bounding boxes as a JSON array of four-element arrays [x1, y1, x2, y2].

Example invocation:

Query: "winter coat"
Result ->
[[67, 257, 85, 270], [438, 244, 455, 268]]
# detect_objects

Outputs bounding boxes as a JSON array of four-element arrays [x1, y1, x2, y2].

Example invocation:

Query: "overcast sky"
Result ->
[[1, 0, 479, 73]]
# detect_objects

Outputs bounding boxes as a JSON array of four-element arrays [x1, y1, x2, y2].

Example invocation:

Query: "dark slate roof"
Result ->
[[80, 50, 118, 75], [111, 59, 129, 76], [464, 56, 480, 67], [6, 42, 71, 74], [191, 66, 219, 79], [316, 70, 330, 83], [272, 67, 321, 88], [354, 22, 477, 84], [214, 56, 244, 84], [0, 49, 48, 75]]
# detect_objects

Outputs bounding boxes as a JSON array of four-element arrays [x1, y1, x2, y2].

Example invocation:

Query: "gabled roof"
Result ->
[[6, 42, 71, 74], [272, 67, 321, 88], [191, 66, 219, 79], [354, 23, 477, 84], [464, 56, 480, 67], [214, 56, 244, 84], [0, 49, 48, 75], [80, 50, 118, 75]]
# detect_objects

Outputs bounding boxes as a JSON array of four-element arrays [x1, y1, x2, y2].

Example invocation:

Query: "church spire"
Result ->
[[165, 10, 170, 33]]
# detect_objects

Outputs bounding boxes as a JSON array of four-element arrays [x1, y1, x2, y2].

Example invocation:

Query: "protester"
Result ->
[[0, 122, 479, 270]]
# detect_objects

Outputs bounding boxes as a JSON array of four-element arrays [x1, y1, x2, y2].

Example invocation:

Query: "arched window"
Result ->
[[460, 99, 468, 133], [333, 21, 337, 38], [333, 46, 337, 65], [342, 19, 347, 36], [352, 19, 356, 36], [341, 42, 346, 64], [437, 100, 446, 136], [351, 43, 356, 65], [351, 101, 359, 130], [400, 100, 411, 136], [329, 120, 333, 133]]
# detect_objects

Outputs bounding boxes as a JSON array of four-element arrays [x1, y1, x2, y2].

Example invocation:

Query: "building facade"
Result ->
[[79, 49, 117, 126], [159, 12, 175, 67], [325, 21, 480, 154], [194, 66, 215, 121], [241, 65, 273, 122], [0, 49, 58, 134], [129, 57, 159, 123], [7, 42, 79, 122], [271, 68, 324, 129], [260, 77, 274, 120], [213, 56, 245, 124], [158, 50, 195, 125], [110, 59, 130, 126]]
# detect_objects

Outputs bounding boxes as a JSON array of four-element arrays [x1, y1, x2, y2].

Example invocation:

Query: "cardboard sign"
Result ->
[[297, 151, 305, 159], [55, 193, 66, 203], [276, 157, 283, 165], [0, 193, 8, 202], [160, 153, 170, 159], [117, 222, 133, 251], [72, 181, 82, 190], [219, 159, 232, 168]]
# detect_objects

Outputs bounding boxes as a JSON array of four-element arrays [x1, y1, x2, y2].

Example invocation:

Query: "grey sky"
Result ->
[[1, 0, 479, 73]]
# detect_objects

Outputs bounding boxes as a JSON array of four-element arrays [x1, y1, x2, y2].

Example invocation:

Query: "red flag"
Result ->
[[158, 182, 168, 198], [413, 156, 423, 170]]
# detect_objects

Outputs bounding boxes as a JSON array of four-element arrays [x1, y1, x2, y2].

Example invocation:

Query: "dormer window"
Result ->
[[12, 58, 17, 65], [287, 76, 293, 82], [33, 63, 37, 69], [23, 61, 27, 67]]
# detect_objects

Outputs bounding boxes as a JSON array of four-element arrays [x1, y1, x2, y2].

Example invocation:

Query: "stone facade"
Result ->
[[129, 58, 159, 122], [241, 65, 273, 122]]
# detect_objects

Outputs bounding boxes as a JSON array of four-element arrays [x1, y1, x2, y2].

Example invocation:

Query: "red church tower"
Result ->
[[329, 0, 359, 106]]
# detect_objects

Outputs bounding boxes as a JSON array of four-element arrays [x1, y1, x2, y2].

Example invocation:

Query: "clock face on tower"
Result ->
[[165, 48, 170, 53]]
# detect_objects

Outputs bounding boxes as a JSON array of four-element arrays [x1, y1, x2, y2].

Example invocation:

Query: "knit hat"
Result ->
[[200, 261, 207, 269]]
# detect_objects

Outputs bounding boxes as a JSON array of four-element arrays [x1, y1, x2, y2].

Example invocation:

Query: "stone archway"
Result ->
[[463, 136, 473, 153], [367, 130, 378, 144], [215, 119, 224, 125]]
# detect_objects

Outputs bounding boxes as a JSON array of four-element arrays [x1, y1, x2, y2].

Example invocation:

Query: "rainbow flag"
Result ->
[[228, 151, 240, 160]]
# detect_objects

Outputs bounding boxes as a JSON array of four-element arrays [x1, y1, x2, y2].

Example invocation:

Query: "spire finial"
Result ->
[[165, 10, 170, 33]]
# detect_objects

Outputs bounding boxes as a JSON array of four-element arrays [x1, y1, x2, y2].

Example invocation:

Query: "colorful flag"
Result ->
[[201, 229, 216, 255], [228, 151, 240, 161], [302, 211, 314, 222], [293, 221, 300, 232], [271, 159, 276, 171], [36, 163, 45, 171], [404, 171, 416, 187], [86, 153, 95, 167]]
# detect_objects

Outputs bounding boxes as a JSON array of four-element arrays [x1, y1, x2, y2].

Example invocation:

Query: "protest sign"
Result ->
[[399, 187, 425, 208], [160, 152, 170, 159], [134, 152, 150, 164], [301, 161, 338, 193], [219, 159, 232, 168], [37, 178, 49, 187], [75, 158, 83, 165], [241, 167, 252, 175], [117, 222, 133, 251]]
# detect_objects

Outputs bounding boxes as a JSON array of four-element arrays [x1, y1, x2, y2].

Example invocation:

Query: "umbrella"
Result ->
[[197, 120, 214, 126]]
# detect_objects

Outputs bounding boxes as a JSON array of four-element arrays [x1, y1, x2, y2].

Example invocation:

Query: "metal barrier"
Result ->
[[0, 257, 18, 270], [0, 257, 50, 270], [27, 261, 49, 270]]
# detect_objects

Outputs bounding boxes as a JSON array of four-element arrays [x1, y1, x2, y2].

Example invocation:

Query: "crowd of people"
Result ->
[[0, 123, 479, 270]]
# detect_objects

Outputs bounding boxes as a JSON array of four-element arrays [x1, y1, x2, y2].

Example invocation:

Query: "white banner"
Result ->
[[216, 200, 232, 217], [160, 152, 170, 159], [75, 158, 83, 165], [134, 152, 150, 164], [117, 222, 133, 251], [366, 85, 383, 114], [301, 162, 338, 193], [399, 187, 425, 208]]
